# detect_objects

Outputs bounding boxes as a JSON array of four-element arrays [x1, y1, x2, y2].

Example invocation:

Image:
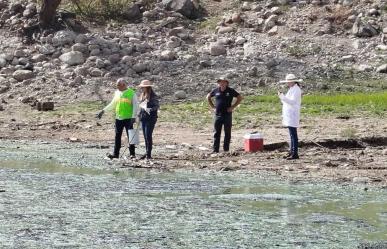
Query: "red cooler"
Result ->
[[244, 133, 264, 152]]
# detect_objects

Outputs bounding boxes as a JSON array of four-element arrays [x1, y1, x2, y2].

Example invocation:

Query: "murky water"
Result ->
[[1, 158, 387, 249]]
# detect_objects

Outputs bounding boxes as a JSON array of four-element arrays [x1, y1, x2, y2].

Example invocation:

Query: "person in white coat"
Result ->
[[278, 74, 302, 160]]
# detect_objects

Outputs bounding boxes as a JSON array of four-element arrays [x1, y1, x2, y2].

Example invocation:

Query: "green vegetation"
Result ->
[[159, 92, 387, 128], [34, 93, 386, 129], [197, 16, 223, 32], [61, 0, 155, 21]]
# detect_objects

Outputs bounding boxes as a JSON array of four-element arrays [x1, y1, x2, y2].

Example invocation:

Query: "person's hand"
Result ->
[[96, 110, 104, 119], [131, 118, 136, 124], [145, 108, 151, 114], [227, 107, 234, 113]]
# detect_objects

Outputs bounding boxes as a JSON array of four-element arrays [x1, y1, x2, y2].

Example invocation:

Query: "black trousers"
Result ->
[[288, 126, 298, 157], [114, 119, 135, 157], [141, 117, 157, 159], [213, 113, 232, 153]]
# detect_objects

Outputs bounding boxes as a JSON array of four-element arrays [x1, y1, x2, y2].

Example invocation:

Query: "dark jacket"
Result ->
[[139, 91, 159, 121]]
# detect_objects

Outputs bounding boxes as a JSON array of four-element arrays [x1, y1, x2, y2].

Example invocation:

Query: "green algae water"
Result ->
[[1, 159, 386, 248]]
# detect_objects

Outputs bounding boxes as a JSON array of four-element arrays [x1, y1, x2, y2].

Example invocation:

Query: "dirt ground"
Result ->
[[1, 106, 386, 187]]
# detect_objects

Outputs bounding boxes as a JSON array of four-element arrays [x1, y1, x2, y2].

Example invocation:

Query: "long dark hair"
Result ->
[[140, 87, 155, 101]]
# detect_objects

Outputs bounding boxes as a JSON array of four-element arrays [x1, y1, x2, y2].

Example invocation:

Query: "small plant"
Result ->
[[197, 16, 222, 32], [340, 127, 357, 139], [285, 44, 309, 58]]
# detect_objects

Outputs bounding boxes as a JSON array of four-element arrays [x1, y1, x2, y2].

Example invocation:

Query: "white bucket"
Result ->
[[243, 133, 263, 139], [128, 128, 140, 145]]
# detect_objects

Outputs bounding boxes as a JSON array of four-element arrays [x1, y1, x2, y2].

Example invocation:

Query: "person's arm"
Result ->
[[207, 90, 215, 111], [228, 94, 243, 112], [279, 89, 301, 106], [150, 94, 160, 112], [103, 91, 118, 112], [97, 92, 117, 119]]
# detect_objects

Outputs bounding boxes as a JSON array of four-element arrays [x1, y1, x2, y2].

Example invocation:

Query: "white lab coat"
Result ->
[[279, 85, 302, 128]]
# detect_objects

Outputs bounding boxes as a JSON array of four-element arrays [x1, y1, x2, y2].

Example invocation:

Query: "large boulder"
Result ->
[[59, 51, 85, 66], [12, 70, 35, 82], [162, 0, 202, 19]]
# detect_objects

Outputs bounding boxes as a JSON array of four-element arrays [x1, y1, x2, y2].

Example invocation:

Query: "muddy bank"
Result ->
[[0, 137, 386, 187]]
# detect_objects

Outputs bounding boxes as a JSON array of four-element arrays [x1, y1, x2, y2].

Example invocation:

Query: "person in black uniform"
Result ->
[[206, 77, 243, 153]]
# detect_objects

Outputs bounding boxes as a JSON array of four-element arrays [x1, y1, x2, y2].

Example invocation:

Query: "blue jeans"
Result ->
[[141, 117, 157, 158], [213, 113, 232, 153], [114, 119, 135, 157], [288, 126, 298, 157]]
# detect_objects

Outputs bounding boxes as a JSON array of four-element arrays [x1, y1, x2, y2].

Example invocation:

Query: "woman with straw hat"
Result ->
[[138, 80, 160, 160], [278, 74, 303, 160]]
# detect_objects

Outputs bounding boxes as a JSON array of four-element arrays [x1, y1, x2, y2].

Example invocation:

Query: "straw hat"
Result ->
[[279, 74, 303, 83], [138, 80, 154, 88], [217, 76, 229, 84]]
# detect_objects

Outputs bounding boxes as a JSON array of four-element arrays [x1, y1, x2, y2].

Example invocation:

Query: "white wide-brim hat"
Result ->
[[138, 80, 154, 88], [279, 74, 303, 83]]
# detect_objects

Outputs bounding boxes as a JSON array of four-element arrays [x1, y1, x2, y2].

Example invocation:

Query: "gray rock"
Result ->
[[167, 37, 182, 48], [241, 2, 251, 11], [0, 56, 6, 68], [235, 37, 246, 45], [174, 90, 187, 99], [132, 63, 147, 73], [121, 56, 133, 65], [264, 15, 278, 31], [59, 51, 85, 66], [160, 50, 177, 61], [75, 34, 89, 44], [89, 68, 104, 77], [31, 54, 47, 63], [108, 54, 121, 64], [39, 44, 56, 55], [267, 25, 278, 36], [352, 19, 379, 37], [89, 49, 101, 56], [72, 43, 88, 53], [218, 26, 234, 34], [199, 60, 212, 68], [353, 64, 373, 72], [14, 49, 28, 58], [247, 66, 257, 77], [73, 76, 83, 86], [74, 67, 89, 76], [0, 85, 9, 94], [162, 0, 202, 19], [376, 64, 387, 73], [123, 3, 142, 21], [52, 31, 76, 46], [12, 70, 35, 82], [95, 59, 105, 69], [210, 43, 227, 56]]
